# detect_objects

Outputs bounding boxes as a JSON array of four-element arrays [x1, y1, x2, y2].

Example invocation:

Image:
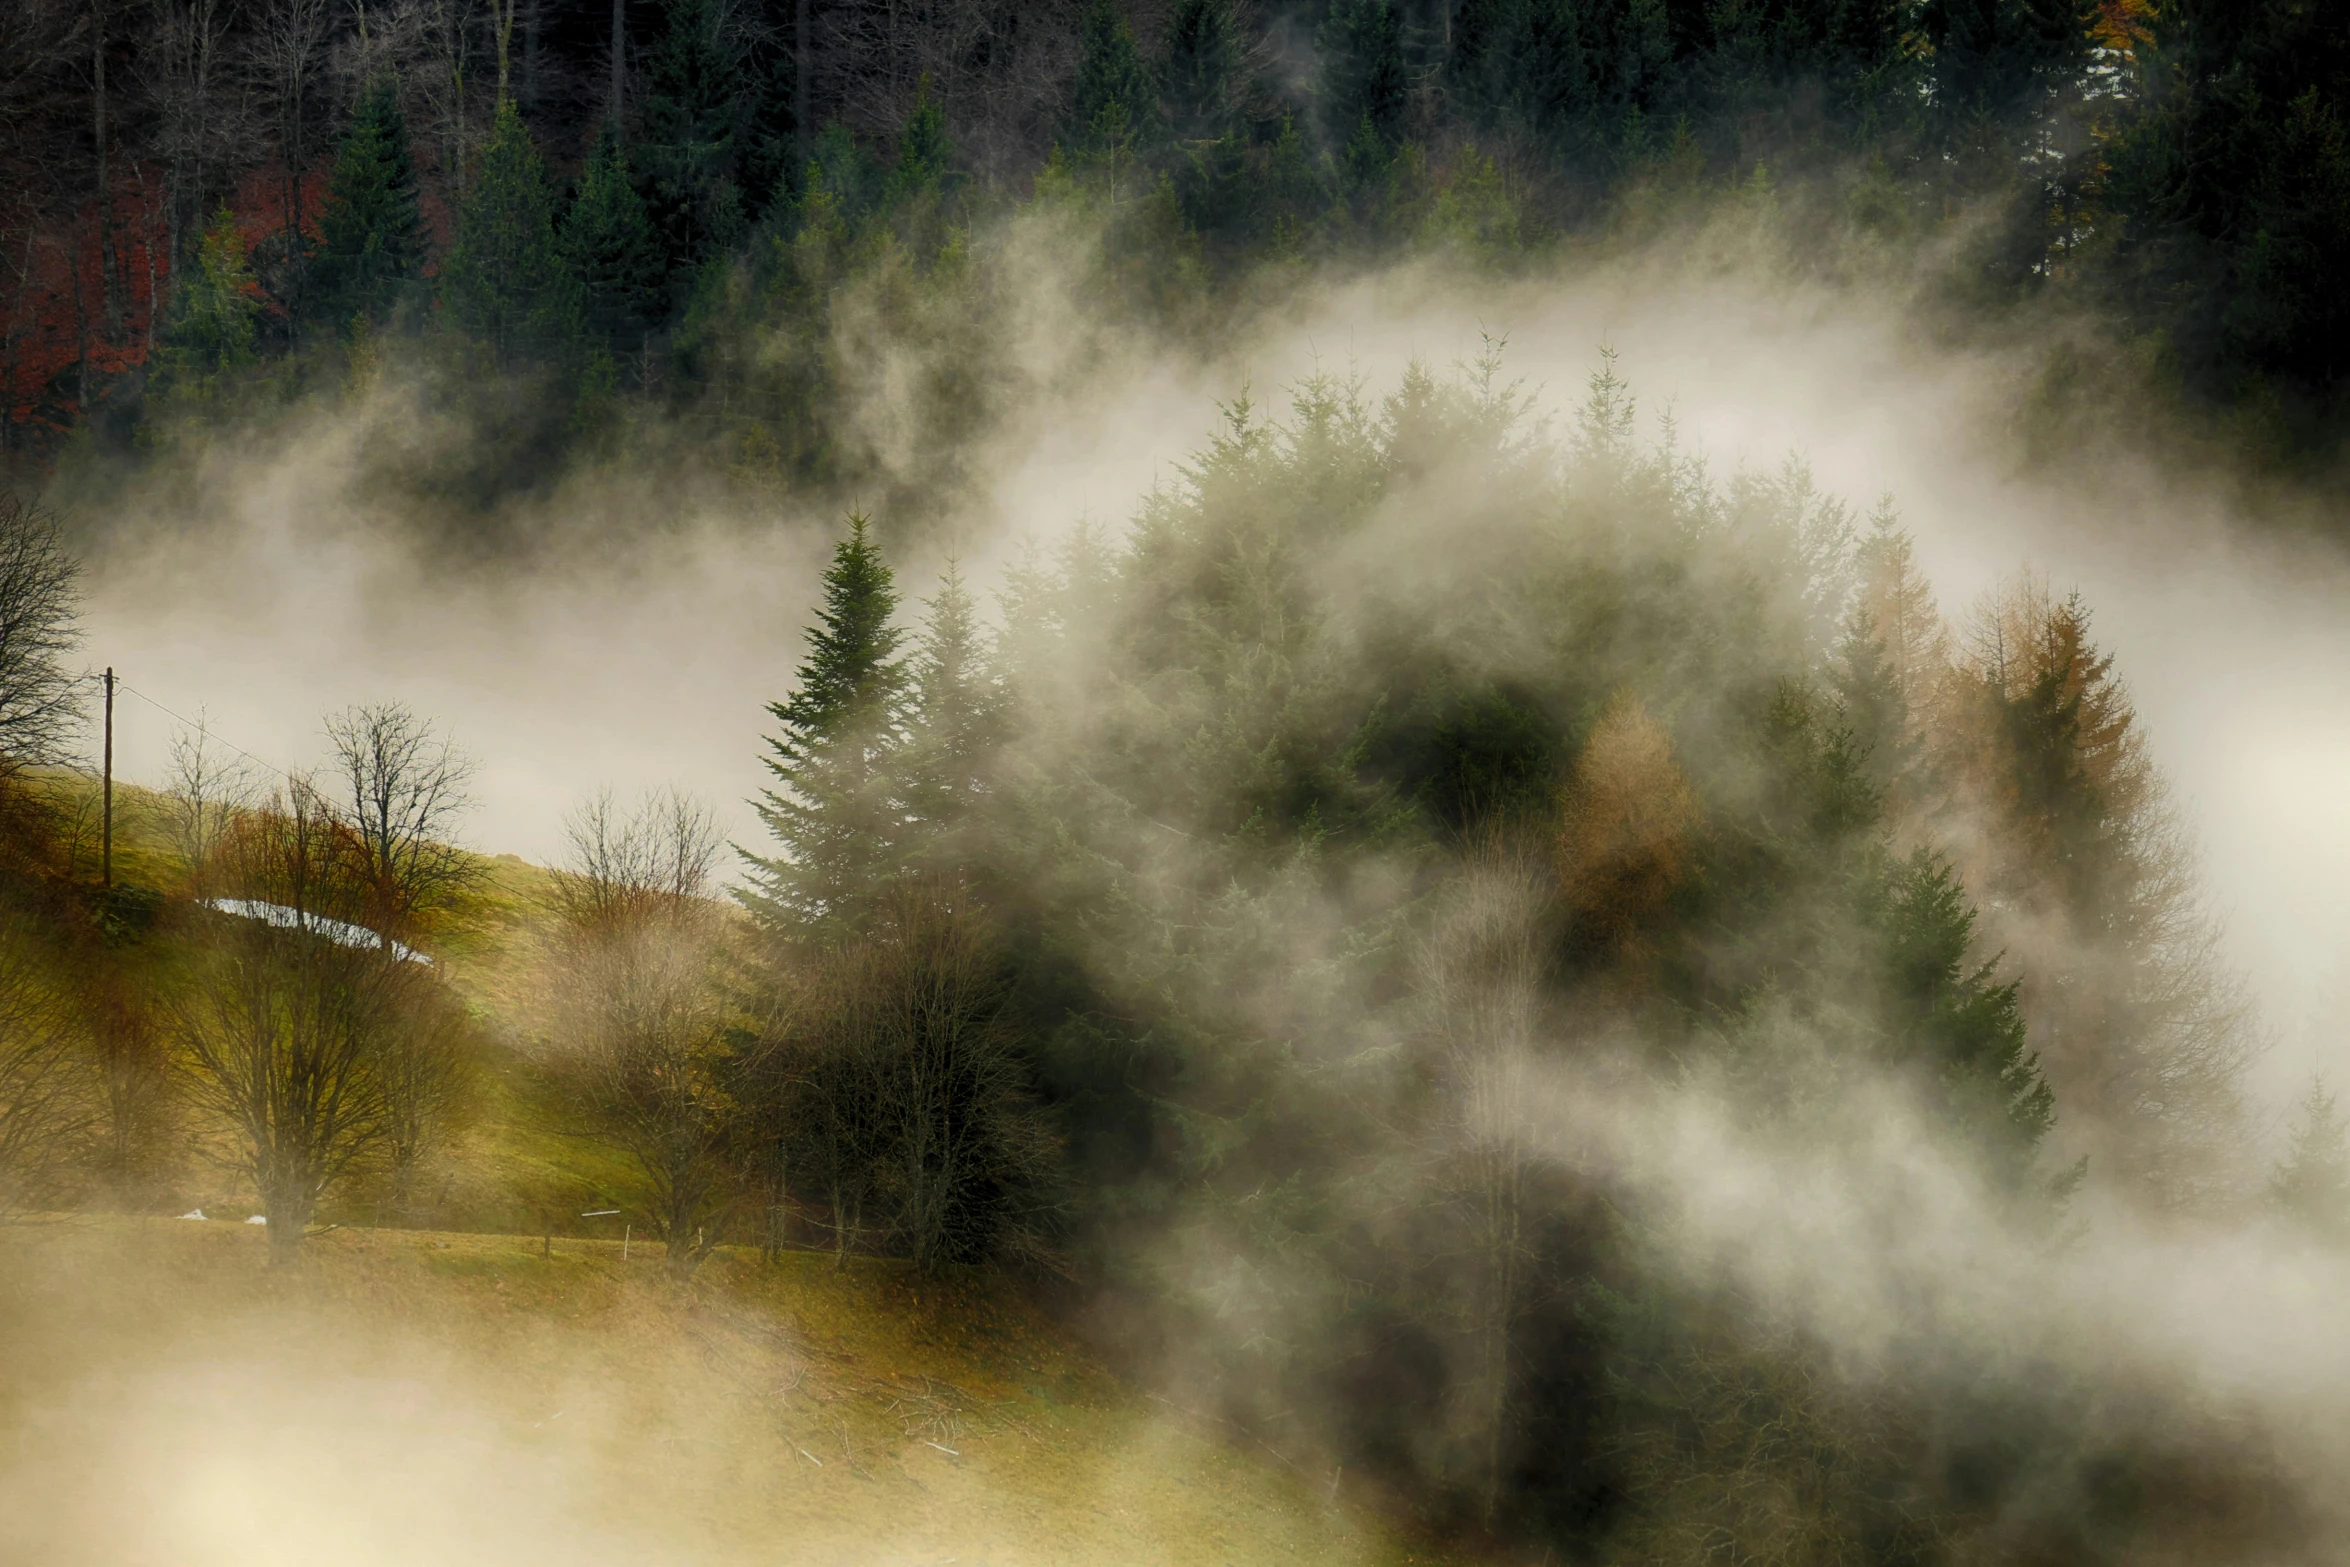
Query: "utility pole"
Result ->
[[101, 666, 114, 887]]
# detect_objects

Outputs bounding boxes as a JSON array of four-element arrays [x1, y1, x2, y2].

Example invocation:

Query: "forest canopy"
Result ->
[[10, 0, 2350, 496]]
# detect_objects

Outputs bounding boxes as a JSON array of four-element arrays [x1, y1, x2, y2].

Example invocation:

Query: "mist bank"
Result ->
[[28, 160, 2350, 1560], [73, 237, 2350, 1104]]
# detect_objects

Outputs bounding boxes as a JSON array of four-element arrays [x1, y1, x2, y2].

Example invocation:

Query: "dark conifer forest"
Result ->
[[0, 3, 2347, 1565], [6, 0, 2350, 476]]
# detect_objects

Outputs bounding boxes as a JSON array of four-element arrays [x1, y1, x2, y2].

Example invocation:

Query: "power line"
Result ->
[[93, 672, 300, 787]]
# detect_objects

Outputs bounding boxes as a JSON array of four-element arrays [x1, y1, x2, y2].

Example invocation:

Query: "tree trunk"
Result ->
[[263, 1180, 313, 1263], [795, 0, 811, 168], [609, 0, 624, 119], [1, 233, 31, 452], [93, 0, 123, 341], [68, 236, 91, 416], [494, 0, 513, 103]]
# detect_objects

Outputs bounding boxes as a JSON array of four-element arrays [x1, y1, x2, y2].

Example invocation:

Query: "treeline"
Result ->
[[10, 0, 2350, 485]]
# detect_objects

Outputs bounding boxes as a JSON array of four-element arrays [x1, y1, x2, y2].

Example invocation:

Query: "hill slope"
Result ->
[[0, 1217, 1460, 1567]]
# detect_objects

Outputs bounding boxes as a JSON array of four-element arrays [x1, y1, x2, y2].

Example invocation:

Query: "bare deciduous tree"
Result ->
[[545, 787, 752, 1279], [171, 778, 433, 1261], [0, 910, 92, 1219], [140, 0, 251, 294], [88, 974, 174, 1203], [416, 0, 482, 181], [248, 0, 330, 259], [324, 700, 479, 933], [375, 981, 468, 1219], [799, 875, 1056, 1273], [0, 493, 83, 770], [161, 709, 258, 897]]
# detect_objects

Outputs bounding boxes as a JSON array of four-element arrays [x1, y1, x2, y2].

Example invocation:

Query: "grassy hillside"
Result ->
[[0, 1217, 1462, 1566], [2, 784, 1468, 1563], [48, 777, 650, 1231]]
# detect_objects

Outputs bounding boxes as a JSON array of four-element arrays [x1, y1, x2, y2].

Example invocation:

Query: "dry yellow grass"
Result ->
[[0, 1216, 1466, 1567]]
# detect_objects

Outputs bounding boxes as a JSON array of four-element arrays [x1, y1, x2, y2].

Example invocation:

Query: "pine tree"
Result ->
[[1162, 0, 1243, 142], [745, 514, 907, 935], [2270, 1077, 2350, 1241], [310, 77, 425, 329], [561, 121, 666, 351], [443, 98, 578, 364], [900, 562, 1003, 870], [1064, 0, 1162, 153], [641, 0, 749, 276]]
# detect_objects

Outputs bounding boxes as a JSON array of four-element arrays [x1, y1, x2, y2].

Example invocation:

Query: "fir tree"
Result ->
[[1879, 848, 2055, 1173], [884, 78, 953, 205], [1318, 0, 1410, 154], [900, 562, 1003, 870], [1064, 0, 1162, 153], [1924, 0, 2096, 122], [806, 122, 881, 219], [443, 98, 577, 364], [561, 121, 666, 351], [161, 203, 258, 381], [640, 0, 748, 276], [2271, 1077, 2350, 1241], [1162, 0, 1243, 142], [310, 77, 425, 329], [745, 514, 907, 935]]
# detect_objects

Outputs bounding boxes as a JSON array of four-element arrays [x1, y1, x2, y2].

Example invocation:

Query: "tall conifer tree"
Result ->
[[1162, 0, 1243, 141], [641, 0, 749, 274], [1318, 0, 1410, 154], [1064, 0, 1162, 152], [900, 563, 1002, 870], [159, 204, 259, 386], [745, 515, 907, 935], [562, 122, 666, 351], [443, 98, 577, 363], [311, 78, 425, 328]]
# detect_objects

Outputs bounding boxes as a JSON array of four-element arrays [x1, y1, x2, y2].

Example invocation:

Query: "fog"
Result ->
[[80, 252, 2350, 1109], [15, 224, 2348, 1557]]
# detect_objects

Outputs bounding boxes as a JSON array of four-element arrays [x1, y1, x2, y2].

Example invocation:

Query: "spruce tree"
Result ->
[[1064, 0, 1162, 153], [1924, 0, 2096, 122], [900, 562, 1003, 870], [443, 99, 577, 364], [1318, 0, 1410, 154], [886, 79, 953, 203], [311, 77, 425, 329], [162, 203, 259, 381], [1162, 0, 1243, 142], [641, 0, 748, 276], [745, 514, 907, 935], [561, 122, 666, 352], [1879, 848, 2055, 1174]]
